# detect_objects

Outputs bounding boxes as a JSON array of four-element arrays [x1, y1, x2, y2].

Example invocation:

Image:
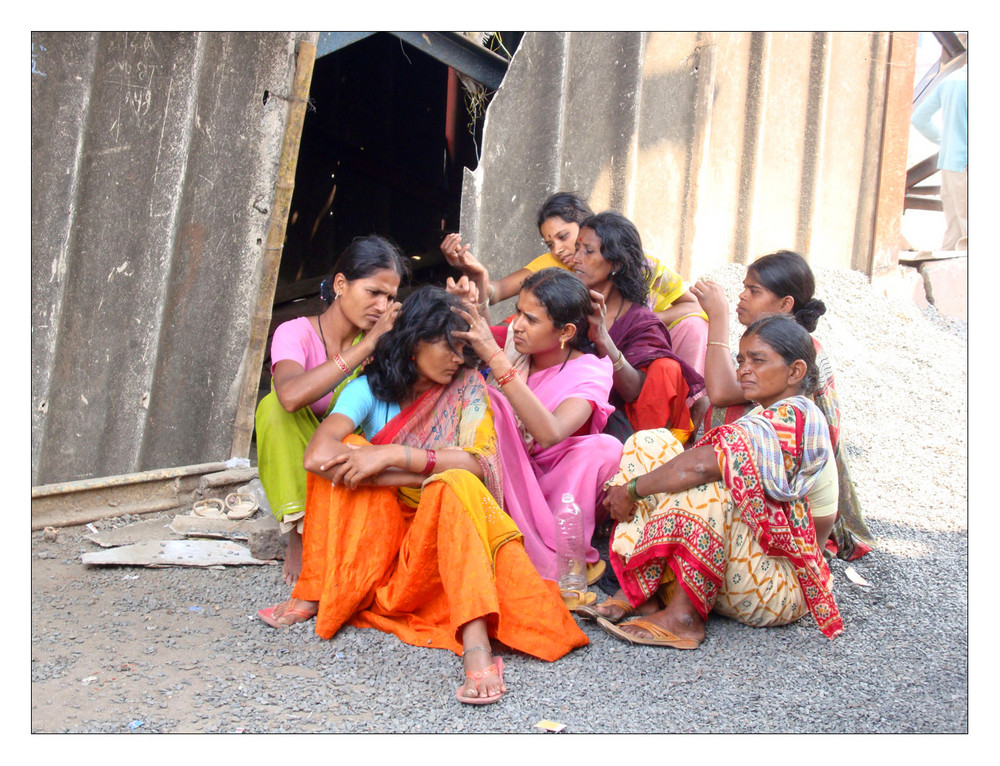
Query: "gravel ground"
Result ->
[[30, 265, 968, 736]]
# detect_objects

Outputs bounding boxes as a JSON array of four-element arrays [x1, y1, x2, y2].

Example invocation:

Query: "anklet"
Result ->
[[461, 645, 492, 657]]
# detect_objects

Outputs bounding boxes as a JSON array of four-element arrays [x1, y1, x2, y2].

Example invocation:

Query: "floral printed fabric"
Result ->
[[608, 397, 843, 638]]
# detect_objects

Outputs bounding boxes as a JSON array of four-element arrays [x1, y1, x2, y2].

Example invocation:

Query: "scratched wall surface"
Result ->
[[460, 32, 913, 308], [31, 32, 310, 485]]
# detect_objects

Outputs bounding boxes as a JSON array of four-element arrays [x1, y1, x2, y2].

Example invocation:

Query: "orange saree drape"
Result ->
[[291, 368, 587, 660]]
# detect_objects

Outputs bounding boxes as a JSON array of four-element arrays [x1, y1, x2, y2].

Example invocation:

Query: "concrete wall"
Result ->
[[31, 32, 316, 485], [460, 31, 916, 313]]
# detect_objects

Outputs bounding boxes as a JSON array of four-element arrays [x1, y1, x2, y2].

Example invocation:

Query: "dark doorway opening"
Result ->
[[256, 32, 521, 403]]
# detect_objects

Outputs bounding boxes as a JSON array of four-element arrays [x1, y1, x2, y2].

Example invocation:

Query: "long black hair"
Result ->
[[319, 235, 411, 305], [749, 250, 826, 333], [366, 286, 474, 403], [743, 314, 820, 397], [579, 212, 651, 306], [519, 268, 596, 353]]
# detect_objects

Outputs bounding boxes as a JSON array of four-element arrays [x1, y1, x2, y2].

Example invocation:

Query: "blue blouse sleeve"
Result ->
[[332, 376, 376, 432]]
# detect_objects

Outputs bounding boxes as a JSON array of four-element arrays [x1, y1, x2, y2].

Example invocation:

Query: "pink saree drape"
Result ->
[[487, 353, 623, 581]]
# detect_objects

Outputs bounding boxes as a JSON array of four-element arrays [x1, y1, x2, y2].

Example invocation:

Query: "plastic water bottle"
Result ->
[[554, 493, 587, 592]]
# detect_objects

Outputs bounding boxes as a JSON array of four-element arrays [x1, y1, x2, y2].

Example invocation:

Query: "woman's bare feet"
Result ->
[[282, 529, 302, 587]]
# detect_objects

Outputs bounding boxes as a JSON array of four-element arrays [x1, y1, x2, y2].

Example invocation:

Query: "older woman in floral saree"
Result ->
[[587, 315, 842, 647]]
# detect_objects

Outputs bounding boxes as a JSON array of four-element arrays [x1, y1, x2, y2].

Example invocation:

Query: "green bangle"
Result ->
[[626, 477, 643, 502]]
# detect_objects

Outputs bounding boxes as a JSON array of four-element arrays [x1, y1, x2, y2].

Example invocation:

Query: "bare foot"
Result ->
[[459, 646, 504, 701], [283, 530, 302, 587]]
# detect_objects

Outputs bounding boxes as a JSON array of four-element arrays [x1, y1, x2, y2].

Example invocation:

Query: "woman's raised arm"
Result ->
[[690, 280, 746, 407], [452, 303, 593, 449], [272, 304, 399, 412]]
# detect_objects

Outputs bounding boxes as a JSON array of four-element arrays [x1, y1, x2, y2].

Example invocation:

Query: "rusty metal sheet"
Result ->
[[31, 32, 316, 485]]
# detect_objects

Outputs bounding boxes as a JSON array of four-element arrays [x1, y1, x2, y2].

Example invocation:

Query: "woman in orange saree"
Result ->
[[257, 287, 587, 705]]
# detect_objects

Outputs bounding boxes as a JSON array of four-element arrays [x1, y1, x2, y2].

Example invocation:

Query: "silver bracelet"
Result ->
[[461, 645, 492, 657]]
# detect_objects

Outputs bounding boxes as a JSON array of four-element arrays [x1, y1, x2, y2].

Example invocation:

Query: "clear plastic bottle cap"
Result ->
[[561, 493, 575, 505]]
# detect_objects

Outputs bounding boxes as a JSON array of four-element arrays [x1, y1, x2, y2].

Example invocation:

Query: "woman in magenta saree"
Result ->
[[454, 268, 624, 585]]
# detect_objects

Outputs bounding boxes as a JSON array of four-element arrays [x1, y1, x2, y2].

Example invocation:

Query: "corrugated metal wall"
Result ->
[[459, 32, 915, 299], [31, 30, 915, 490], [31, 32, 315, 486]]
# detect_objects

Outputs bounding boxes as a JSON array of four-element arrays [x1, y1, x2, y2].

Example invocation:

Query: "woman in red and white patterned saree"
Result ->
[[586, 314, 843, 648]]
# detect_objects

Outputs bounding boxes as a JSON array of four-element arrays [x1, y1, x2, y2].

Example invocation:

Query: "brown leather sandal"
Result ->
[[574, 596, 633, 623]]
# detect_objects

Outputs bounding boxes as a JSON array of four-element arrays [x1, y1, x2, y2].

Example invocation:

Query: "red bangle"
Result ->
[[486, 348, 504, 367], [495, 367, 519, 387], [332, 353, 351, 375], [423, 449, 437, 475]]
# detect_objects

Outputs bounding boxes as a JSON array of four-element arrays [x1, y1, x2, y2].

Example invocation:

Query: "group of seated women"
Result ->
[[253, 193, 874, 706]]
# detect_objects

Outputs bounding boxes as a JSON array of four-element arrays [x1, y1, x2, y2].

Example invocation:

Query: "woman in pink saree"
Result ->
[[454, 268, 623, 588]]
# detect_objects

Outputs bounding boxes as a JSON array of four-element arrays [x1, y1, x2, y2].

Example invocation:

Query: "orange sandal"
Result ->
[[456, 656, 506, 705], [257, 600, 316, 628]]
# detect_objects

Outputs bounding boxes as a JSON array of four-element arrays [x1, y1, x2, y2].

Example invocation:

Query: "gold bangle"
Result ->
[[707, 341, 729, 349], [612, 350, 627, 372]]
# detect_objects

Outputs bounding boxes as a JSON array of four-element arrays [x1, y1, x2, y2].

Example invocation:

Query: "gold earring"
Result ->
[[560, 338, 565, 350]]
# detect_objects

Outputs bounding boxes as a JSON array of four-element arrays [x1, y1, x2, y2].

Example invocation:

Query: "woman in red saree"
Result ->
[[587, 315, 842, 647], [257, 287, 587, 705]]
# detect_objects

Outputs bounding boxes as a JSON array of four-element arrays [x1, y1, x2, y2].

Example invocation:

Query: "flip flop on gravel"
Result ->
[[224, 492, 259, 520], [575, 596, 633, 623], [456, 657, 506, 705], [257, 600, 316, 628], [596, 616, 701, 649], [560, 589, 597, 612], [586, 559, 606, 586], [191, 498, 226, 519]]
